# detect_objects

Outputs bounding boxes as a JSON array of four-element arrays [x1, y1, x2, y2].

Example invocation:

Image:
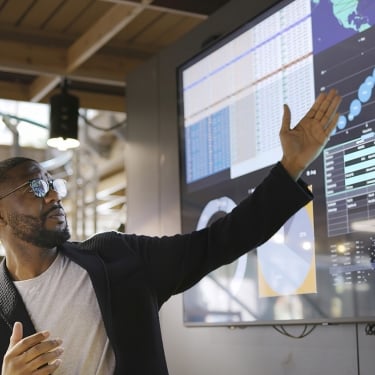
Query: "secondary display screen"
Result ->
[[177, 0, 375, 326]]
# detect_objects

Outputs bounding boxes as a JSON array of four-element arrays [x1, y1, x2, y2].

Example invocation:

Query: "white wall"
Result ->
[[125, 0, 375, 374]]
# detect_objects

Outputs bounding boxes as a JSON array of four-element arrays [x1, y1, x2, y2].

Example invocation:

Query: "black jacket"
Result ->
[[0, 163, 312, 374]]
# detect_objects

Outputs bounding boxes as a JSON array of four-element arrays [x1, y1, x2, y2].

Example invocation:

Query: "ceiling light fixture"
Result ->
[[47, 78, 80, 151]]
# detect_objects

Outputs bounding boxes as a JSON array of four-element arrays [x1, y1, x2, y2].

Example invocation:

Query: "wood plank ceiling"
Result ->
[[0, 0, 230, 113]]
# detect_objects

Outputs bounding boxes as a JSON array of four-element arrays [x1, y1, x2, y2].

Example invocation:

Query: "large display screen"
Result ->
[[177, 0, 375, 326]]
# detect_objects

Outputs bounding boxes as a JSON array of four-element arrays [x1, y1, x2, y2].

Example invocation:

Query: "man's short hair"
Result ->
[[0, 157, 37, 183]]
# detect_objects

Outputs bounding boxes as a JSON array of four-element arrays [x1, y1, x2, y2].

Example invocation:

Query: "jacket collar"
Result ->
[[0, 259, 36, 336]]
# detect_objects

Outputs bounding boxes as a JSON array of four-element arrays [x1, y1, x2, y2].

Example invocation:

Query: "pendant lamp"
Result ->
[[47, 79, 80, 150]]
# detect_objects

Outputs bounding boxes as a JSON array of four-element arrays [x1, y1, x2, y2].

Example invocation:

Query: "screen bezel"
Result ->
[[176, 0, 375, 327]]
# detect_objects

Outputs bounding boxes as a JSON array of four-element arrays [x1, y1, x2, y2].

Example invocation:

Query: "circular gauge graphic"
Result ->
[[257, 204, 316, 296], [196, 196, 247, 295]]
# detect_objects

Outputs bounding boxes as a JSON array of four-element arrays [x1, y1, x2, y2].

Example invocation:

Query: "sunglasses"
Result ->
[[0, 178, 67, 200]]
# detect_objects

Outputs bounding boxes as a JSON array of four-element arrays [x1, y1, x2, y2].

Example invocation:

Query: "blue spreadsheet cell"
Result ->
[[186, 107, 230, 183]]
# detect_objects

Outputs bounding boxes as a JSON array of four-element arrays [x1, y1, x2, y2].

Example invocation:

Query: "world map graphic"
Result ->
[[311, 0, 375, 53]]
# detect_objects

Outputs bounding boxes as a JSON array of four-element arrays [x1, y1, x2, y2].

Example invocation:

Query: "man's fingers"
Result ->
[[324, 112, 340, 137], [305, 89, 337, 121], [23, 339, 62, 362], [22, 338, 63, 364], [314, 90, 336, 121], [3, 328, 63, 375], [305, 91, 327, 119], [321, 94, 342, 129], [22, 343, 64, 373], [280, 104, 291, 133], [8, 330, 50, 357], [9, 322, 23, 348]]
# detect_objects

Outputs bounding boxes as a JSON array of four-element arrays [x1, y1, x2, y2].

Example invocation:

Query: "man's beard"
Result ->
[[7, 212, 71, 248]]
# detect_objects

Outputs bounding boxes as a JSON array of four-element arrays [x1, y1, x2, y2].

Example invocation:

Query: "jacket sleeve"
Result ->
[[122, 162, 313, 305]]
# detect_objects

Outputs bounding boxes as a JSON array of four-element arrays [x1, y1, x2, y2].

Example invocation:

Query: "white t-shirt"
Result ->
[[14, 252, 116, 374]]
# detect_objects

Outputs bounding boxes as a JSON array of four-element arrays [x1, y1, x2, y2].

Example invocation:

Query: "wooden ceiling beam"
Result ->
[[70, 90, 126, 112], [0, 81, 29, 102], [30, 0, 153, 103], [0, 39, 145, 87], [67, 1, 153, 72], [0, 40, 65, 75], [99, 0, 207, 19], [29, 76, 62, 103], [0, 81, 125, 112]]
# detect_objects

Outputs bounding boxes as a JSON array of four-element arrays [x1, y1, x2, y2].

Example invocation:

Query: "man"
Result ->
[[0, 89, 341, 374]]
